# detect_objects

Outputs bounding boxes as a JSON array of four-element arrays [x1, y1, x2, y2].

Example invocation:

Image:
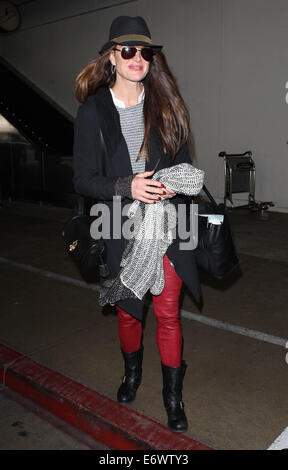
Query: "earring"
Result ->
[[111, 64, 116, 74]]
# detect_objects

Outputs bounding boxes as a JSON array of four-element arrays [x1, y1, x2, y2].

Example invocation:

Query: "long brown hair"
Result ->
[[75, 47, 191, 160]]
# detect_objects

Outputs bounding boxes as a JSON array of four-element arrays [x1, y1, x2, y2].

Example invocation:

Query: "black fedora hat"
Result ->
[[99, 16, 163, 54]]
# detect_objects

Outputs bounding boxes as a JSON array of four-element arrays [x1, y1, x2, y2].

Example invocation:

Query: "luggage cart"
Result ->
[[218, 150, 274, 215]]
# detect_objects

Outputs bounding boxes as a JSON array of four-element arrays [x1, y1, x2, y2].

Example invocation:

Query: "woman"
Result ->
[[73, 16, 203, 433]]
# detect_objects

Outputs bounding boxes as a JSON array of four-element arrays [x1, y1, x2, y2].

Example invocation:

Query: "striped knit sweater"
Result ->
[[115, 100, 146, 174]]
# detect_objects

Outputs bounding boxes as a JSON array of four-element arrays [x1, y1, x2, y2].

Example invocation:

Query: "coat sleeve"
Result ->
[[73, 99, 119, 201], [168, 141, 194, 206], [172, 141, 192, 165]]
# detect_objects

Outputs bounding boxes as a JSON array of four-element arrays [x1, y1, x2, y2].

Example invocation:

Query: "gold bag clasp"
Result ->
[[69, 240, 78, 252]]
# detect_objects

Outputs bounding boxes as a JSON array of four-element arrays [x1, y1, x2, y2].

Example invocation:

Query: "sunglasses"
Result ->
[[113, 46, 154, 62]]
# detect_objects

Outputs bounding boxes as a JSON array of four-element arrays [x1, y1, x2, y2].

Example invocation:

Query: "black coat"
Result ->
[[73, 86, 202, 320]]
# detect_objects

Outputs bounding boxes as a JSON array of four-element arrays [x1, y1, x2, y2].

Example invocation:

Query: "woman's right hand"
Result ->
[[131, 170, 176, 203]]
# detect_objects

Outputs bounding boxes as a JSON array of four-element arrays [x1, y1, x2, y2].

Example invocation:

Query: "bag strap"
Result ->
[[202, 184, 219, 209], [99, 129, 107, 174]]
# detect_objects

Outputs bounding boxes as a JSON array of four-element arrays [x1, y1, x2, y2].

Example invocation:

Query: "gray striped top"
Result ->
[[115, 101, 146, 174]]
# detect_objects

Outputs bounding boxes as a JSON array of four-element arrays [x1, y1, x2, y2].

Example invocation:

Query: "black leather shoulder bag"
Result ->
[[194, 185, 239, 278]]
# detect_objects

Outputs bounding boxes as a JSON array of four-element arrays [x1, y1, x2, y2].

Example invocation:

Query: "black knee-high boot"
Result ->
[[117, 348, 143, 403], [161, 360, 188, 432]]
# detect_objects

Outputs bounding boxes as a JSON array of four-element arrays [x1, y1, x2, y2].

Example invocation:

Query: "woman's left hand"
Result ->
[[131, 170, 176, 203]]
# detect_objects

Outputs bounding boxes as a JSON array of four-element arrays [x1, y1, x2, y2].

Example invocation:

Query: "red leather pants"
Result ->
[[116, 254, 183, 367]]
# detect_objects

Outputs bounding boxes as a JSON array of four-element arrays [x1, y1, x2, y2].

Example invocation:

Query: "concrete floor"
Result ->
[[0, 200, 288, 450], [0, 390, 92, 450]]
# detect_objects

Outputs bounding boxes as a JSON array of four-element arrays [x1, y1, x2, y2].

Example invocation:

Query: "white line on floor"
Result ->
[[0, 256, 100, 291], [267, 426, 288, 450], [1, 256, 287, 348], [180, 309, 287, 347]]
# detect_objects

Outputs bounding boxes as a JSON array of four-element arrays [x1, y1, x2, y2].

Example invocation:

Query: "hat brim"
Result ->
[[99, 40, 163, 55]]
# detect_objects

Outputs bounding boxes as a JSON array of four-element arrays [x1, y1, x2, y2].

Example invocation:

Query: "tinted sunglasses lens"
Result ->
[[121, 47, 136, 59], [141, 48, 153, 62]]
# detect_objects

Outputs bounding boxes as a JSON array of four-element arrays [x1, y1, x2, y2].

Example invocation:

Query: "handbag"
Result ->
[[62, 128, 109, 279], [62, 214, 109, 278], [194, 185, 239, 278]]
